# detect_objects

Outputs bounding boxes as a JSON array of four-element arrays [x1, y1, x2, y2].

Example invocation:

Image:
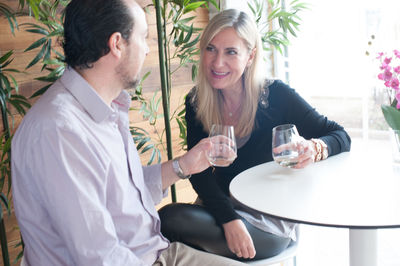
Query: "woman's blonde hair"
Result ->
[[194, 9, 265, 137]]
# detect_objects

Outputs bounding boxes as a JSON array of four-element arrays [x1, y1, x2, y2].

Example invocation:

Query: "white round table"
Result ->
[[230, 139, 400, 266]]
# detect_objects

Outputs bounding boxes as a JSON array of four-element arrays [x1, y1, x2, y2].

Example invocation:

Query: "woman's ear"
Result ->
[[247, 48, 256, 67], [108, 32, 125, 59]]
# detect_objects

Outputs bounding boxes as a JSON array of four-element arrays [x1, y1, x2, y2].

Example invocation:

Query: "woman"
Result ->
[[159, 9, 351, 261]]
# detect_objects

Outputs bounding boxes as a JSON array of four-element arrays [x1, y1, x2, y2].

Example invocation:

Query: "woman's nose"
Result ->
[[212, 52, 224, 67]]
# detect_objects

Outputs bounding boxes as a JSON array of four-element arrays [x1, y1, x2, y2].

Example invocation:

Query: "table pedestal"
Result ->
[[349, 229, 377, 266]]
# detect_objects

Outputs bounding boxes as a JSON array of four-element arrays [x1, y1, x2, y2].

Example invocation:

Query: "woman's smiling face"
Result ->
[[203, 27, 254, 92]]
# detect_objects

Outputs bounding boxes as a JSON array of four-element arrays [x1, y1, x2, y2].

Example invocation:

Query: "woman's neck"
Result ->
[[221, 87, 244, 126]]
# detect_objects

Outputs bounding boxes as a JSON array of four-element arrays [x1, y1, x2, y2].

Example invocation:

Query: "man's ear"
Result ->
[[108, 32, 125, 59]]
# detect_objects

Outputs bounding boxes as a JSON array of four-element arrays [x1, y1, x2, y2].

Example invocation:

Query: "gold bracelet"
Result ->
[[311, 138, 328, 162], [311, 139, 322, 162]]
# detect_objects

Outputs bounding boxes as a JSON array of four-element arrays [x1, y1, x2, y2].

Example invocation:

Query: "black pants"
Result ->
[[158, 203, 292, 261]]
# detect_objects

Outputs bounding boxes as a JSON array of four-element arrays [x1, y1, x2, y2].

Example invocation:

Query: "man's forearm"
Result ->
[[161, 156, 191, 190]]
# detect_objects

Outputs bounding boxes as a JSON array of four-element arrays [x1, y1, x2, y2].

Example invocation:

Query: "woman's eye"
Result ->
[[227, 50, 237, 55], [206, 46, 215, 52]]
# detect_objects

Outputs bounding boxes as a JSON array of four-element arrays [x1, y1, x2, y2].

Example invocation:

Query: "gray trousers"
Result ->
[[154, 242, 247, 266]]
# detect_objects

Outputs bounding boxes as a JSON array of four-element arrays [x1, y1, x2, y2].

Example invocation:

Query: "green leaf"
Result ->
[[207, 0, 219, 9], [182, 34, 200, 49], [141, 145, 153, 154], [136, 137, 151, 150], [30, 84, 51, 98], [178, 16, 196, 25], [247, 1, 256, 16], [381, 105, 400, 130], [2, 68, 20, 74], [35, 76, 59, 83], [0, 75, 11, 93], [24, 37, 47, 52], [0, 193, 8, 210], [148, 149, 156, 165], [0, 50, 13, 65], [0, 192, 10, 219], [25, 28, 49, 35], [183, 2, 206, 14], [8, 75, 19, 92], [0, 3, 18, 35], [44, 39, 52, 61], [182, 25, 194, 43], [48, 28, 64, 37], [26, 42, 47, 69], [1, 58, 14, 69]]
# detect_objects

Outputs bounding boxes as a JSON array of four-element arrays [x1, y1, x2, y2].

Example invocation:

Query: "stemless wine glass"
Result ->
[[272, 124, 300, 168], [207, 124, 237, 167]]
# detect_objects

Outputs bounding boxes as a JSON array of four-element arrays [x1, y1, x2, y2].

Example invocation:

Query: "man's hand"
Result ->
[[222, 219, 256, 259], [179, 138, 212, 176], [161, 138, 212, 189]]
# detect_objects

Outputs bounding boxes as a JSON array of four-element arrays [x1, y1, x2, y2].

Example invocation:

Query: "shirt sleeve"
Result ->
[[30, 126, 147, 266], [185, 93, 241, 224], [142, 164, 167, 205]]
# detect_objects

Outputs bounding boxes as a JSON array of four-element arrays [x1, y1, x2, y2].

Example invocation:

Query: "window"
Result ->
[[286, 0, 400, 139]]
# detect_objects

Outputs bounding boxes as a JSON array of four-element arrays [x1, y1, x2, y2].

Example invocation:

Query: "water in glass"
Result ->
[[207, 124, 237, 167], [272, 124, 300, 168]]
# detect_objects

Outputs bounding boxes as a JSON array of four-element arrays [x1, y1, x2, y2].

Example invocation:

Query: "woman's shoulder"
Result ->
[[185, 86, 198, 113], [265, 79, 292, 92], [258, 79, 291, 108], [264, 79, 298, 100]]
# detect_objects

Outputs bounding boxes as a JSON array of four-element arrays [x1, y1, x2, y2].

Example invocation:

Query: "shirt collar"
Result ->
[[60, 67, 131, 123]]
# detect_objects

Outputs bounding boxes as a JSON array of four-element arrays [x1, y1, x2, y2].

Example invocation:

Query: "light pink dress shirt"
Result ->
[[12, 67, 168, 266]]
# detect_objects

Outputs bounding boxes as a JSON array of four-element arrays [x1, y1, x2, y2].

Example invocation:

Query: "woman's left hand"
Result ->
[[222, 219, 256, 259], [291, 137, 316, 169]]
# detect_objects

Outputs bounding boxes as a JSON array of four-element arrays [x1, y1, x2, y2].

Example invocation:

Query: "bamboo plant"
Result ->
[[150, 0, 218, 201], [0, 2, 31, 265]]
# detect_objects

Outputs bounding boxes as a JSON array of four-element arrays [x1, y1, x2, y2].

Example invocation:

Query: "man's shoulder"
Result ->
[[14, 81, 86, 142]]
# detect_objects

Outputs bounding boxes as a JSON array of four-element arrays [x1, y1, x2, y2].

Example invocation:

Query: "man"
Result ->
[[11, 0, 244, 265]]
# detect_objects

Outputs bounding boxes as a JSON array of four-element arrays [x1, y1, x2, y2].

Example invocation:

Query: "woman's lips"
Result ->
[[211, 70, 229, 79]]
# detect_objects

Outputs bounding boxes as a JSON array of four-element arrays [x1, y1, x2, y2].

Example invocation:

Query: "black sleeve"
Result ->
[[185, 92, 241, 225], [270, 80, 351, 156]]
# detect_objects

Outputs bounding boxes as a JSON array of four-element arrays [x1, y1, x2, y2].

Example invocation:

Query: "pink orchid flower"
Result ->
[[391, 77, 400, 90], [383, 69, 393, 81], [384, 57, 392, 65]]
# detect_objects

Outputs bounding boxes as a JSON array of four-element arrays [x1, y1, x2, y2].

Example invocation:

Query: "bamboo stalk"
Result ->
[[154, 0, 176, 202]]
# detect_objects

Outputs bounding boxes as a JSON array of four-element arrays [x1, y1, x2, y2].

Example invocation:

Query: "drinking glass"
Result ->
[[272, 124, 300, 168], [207, 124, 237, 167]]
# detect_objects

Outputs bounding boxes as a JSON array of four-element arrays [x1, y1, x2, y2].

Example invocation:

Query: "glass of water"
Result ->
[[272, 124, 300, 168], [207, 124, 237, 167]]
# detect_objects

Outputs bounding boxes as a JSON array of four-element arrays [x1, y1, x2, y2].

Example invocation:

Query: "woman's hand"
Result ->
[[222, 219, 256, 259], [292, 137, 316, 169], [272, 136, 316, 169]]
